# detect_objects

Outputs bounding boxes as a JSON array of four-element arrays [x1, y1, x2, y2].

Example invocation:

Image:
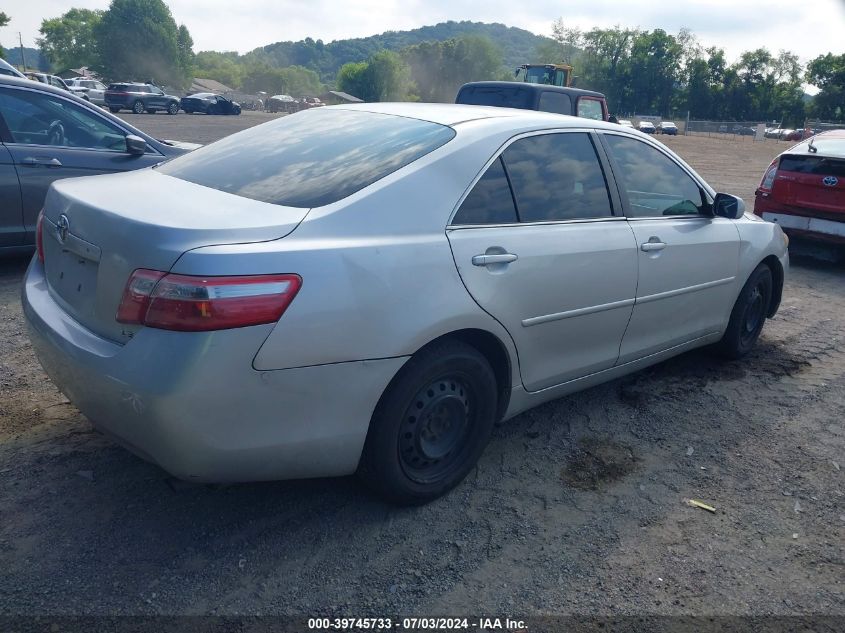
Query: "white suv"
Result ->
[[65, 78, 108, 105]]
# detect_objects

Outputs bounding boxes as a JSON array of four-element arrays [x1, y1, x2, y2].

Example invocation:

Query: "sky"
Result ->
[[2, 0, 844, 67]]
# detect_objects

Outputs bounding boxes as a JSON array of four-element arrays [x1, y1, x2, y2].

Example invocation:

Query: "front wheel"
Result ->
[[716, 264, 773, 359], [167, 102, 179, 115], [132, 100, 145, 114], [358, 340, 498, 505]]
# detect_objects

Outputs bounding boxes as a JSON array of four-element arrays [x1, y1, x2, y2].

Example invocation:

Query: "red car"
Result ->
[[754, 130, 845, 243]]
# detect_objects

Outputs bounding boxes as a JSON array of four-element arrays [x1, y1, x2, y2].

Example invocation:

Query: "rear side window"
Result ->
[[502, 132, 613, 222], [456, 86, 534, 110], [453, 157, 518, 225], [538, 92, 571, 115], [779, 154, 845, 177], [157, 108, 456, 208], [577, 98, 604, 120]]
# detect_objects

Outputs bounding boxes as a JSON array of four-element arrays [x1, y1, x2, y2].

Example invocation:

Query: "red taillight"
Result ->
[[35, 212, 45, 263], [759, 160, 779, 193], [116, 270, 301, 332]]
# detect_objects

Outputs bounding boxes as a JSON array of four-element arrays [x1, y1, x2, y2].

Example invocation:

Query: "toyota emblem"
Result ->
[[823, 176, 839, 187], [56, 214, 70, 243]]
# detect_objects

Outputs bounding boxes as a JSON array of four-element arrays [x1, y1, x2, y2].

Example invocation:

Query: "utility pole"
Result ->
[[18, 32, 27, 71]]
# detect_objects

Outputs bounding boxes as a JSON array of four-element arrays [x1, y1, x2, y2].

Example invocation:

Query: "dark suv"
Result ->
[[105, 83, 180, 115]]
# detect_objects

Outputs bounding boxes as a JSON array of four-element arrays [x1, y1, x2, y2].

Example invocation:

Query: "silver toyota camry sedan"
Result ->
[[23, 103, 789, 504]]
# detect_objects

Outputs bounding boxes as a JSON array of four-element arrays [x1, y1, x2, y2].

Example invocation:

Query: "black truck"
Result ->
[[455, 82, 610, 122]]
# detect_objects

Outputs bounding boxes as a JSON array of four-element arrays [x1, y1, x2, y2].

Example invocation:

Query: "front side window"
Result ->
[[0, 87, 128, 151], [501, 132, 613, 222], [453, 157, 518, 225], [157, 108, 456, 208], [577, 98, 604, 120], [604, 134, 706, 217]]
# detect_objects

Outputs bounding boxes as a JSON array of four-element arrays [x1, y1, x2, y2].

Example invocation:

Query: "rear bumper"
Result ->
[[22, 258, 407, 482], [754, 199, 845, 244]]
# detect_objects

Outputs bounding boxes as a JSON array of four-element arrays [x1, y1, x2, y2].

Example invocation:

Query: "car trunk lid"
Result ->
[[41, 169, 308, 343], [773, 153, 845, 215]]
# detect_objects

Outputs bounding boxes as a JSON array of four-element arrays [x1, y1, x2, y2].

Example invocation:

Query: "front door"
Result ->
[[600, 132, 740, 363], [0, 85, 161, 242], [0, 144, 23, 247], [447, 131, 638, 392]]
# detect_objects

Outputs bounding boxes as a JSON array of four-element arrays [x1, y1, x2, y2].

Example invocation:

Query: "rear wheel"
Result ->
[[716, 264, 773, 359], [358, 340, 498, 504], [132, 100, 144, 114], [109, 107, 121, 113]]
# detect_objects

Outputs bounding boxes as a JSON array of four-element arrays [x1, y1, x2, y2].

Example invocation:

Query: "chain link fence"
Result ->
[[684, 120, 771, 141], [804, 120, 845, 134]]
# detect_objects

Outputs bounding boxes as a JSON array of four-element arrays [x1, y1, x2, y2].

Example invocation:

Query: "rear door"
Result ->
[[600, 132, 740, 363], [447, 130, 638, 392], [0, 85, 163, 242]]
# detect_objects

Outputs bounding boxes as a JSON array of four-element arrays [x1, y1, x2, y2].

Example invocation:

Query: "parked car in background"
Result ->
[[657, 121, 678, 135], [617, 119, 635, 129], [298, 96, 325, 109], [181, 92, 241, 115], [65, 78, 108, 106], [638, 121, 656, 134], [455, 82, 609, 121], [732, 125, 756, 137], [0, 76, 199, 254], [23, 103, 787, 504], [24, 72, 89, 100], [266, 94, 298, 113], [105, 83, 180, 114], [0, 58, 25, 78], [755, 129, 845, 244], [765, 128, 785, 139]]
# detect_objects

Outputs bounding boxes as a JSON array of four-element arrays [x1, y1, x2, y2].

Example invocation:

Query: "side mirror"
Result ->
[[125, 134, 147, 155], [713, 193, 745, 219]]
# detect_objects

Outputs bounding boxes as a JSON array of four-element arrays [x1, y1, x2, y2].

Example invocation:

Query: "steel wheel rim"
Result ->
[[741, 284, 765, 345], [398, 377, 473, 483]]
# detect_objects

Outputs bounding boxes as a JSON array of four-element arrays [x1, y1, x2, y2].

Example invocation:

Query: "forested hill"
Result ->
[[244, 21, 554, 79]]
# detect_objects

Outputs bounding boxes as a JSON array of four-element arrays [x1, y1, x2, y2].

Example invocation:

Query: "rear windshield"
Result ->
[[456, 86, 534, 110], [156, 108, 456, 208], [780, 154, 845, 177]]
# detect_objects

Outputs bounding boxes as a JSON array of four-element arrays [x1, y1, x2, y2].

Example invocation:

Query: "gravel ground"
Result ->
[[0, 116, 842, 617]]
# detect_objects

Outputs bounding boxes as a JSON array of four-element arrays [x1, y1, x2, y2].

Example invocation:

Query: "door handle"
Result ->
[[640, 239, 666, 252], [22, 157, 62, 168], [472, 253, 518, 266]]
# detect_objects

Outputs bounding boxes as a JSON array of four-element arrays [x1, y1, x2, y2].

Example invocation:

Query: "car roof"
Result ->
[[458, 81, 606, 100], [332, 102, 627, 131], [187, 92, 217, 98], [0, 58, 25, 78], [787, 130, 845, 159]]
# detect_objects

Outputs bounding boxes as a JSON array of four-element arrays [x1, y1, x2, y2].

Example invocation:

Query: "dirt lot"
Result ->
[[0, 117, 843, 618]]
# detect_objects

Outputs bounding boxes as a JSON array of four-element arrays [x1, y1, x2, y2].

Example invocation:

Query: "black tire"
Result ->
[[167, 102, 179, 115], [358, 340, 498, 505], [109, 107, 121, 113], [132, 100, 145, 114], [716, 264, 773, 359]]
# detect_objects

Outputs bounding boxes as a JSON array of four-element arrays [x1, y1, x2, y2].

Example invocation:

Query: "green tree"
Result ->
[[95, 0, 188, 88], [336, 61, 369, 99], [176, 24, 194, 81], [0, 12, 10, 59], [337, 51, 411, 102], [194, 50, 243, 88], [403, 35, 502, 102], [806, 53, 845, 122], [37, 8, 102, 70]]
